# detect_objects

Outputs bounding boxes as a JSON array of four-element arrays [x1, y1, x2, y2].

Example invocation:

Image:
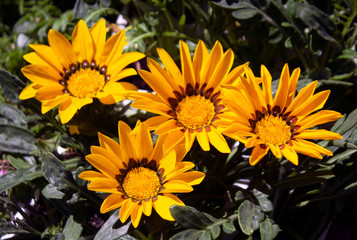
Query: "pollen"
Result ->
[[66, 68, 105, 98], [176, 95, 216, 130], [122, 167, 161, 201], [255, 114, 291, 146]]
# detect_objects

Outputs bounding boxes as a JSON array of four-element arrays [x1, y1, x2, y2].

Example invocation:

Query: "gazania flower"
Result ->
[[222, 64, 343, 165], [19, 19, 145, 124], [130, 40, 248, 153], [79, 121, 205, 228]]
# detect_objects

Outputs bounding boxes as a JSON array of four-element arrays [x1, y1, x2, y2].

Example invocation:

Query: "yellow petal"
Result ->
[[138, 69, 174, 104], [72, 19, 93, 62], [273, 63, 290, 109], [296, 129, 342, 140], [28, 44, 63, 73], [164, 161, 195, 180], [19, 83, 39, 99], [90, 146, 124, 170], [297, 110, 343, 131], [260, 65, 274, 106], [103, 30, 126, 66], [132, 121, 153, 160], [157, 47, 184, 87], [36, 85, 64, 101], [107, 52, 145, 80], [118, 121, 137, 160], [245, 135, 262, 148], [146, 57, 180, 93], [293, 139, 333, 156], [153, 194, 184, 221], [131, 99, 171, 117], [290, 90, 330, 117], [58, 98, 78, 124], [142, 199, 153, 216], [161, 180, 193, 193], [155, 119, 178, 135], [285, 81, 318, 113], [207, 127, 230, 153], [291, 139, 323, 159], [119, 199, 138, 223], [201, 41, 223, 86], [85, 153, 120, 179], [78, 170, 106, 181], [249, 145, 269, 165], [41, 95, 69, 114], [206, 48, 234, 90], [97, 132, 123, 162], [285, 67, 300, 107], [90, 18, 106, 63], [179, 40, 196, 86], [162, 129, 186, 153], [100, 194, 126, 213], [87, 178, 120, 193], [48, 29, 77, 69], [130, 204, 143, 228], [144, 115, 172, 130], [22, 64, 61, 85], [158, 150, 177, 177], [192, 40, 208, 85], [281, 144, 299, 165], [269, 144, 282, 159], [222, 62, 248, 85], [169, 171, 205, 185], [196, 130, 210, 151]]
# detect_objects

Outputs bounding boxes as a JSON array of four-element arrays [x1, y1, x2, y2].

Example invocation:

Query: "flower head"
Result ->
[[79, 121, 205, 228], [131, 40, 248, 153], [19, 19, 145, 124], [222, 64, 343, 165]]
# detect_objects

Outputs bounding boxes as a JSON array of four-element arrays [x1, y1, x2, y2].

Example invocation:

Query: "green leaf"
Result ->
[[274, 170, 334, 188], [63, 212, 84, 240], [0, 103, 27, 127], [259, 218, 281, 240], [0, 69, 25, 104], [253, 190, 273, 213], [42, 183, 66, 199], [170, 229, 206, 240], [238, 200, 264, 235], [0, 222, 30, 234], [0, 165, 42, 192], [211, 0, 241, 9], [0, 124, 37, 154], [232, 3, 260, 20], [222, 221, 236, 234], [199, 230, 211, 240], [210, 225, 220, 239], [295, 2, 337, 42], [41, 152, 78, 191], [6, 154, 31, 169], [94, 210, 131, 240], [170, 205, 213, 229], [332, 108, 357, 135]]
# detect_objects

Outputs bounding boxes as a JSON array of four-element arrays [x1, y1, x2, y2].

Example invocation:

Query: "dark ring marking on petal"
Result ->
[[186, 83, 194, 96], [168, 97, 178, 109], [204, 88, 214, 99]]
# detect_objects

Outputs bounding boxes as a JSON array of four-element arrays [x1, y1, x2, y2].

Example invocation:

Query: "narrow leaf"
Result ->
[[94, 210, 131, 240]]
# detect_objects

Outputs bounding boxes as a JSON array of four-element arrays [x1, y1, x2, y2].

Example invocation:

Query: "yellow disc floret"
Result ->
[[122, 167, 161, 201], [255, 114, 291, 146], [176, 95, 215, 130], [67, 68, 105, 98]]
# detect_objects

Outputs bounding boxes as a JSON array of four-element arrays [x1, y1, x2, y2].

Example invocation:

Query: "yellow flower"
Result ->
[[19, 19, 145, 124], [131, 40, 248, 153], [79, 121, 205, 228], [222, 64, 343, 165]]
